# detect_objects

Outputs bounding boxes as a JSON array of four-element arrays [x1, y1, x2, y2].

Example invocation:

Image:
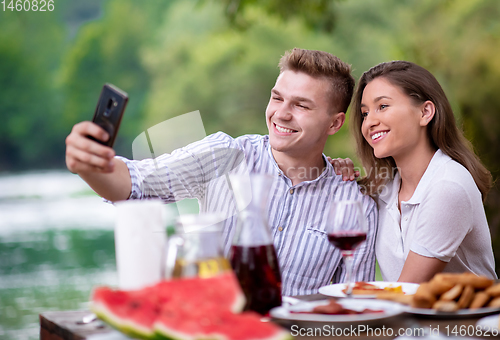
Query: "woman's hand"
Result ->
[[327, 157, 360, 181]]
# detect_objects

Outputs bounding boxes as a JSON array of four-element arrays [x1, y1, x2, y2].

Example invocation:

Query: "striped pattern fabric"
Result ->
[[119, 132, 378, 296]]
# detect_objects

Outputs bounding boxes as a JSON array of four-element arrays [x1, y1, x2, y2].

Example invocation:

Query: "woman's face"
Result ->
[[360, 77, 427, 161]]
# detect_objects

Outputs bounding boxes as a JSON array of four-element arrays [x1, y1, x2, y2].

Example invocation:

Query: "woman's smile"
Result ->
[[370, 130, 389, 143]]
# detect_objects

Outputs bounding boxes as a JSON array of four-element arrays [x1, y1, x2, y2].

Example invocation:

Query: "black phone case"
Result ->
[[90, 83, 128, 147]]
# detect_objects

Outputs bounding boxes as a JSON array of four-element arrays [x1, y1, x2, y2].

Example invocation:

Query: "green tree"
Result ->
[[58, 0, 172, 158], [218, 0, 340, 32], [0, 10, 65, 170], [141, 1, 355, 159]]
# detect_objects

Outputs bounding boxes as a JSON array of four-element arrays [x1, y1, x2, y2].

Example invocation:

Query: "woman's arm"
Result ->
[[398, 251, 447, 283]]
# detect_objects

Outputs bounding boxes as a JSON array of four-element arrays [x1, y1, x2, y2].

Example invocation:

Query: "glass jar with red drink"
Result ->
[[228, 174, 282, 315]]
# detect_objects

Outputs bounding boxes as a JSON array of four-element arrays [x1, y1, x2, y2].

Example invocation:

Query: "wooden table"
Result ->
[[39, 294, 497, 340]]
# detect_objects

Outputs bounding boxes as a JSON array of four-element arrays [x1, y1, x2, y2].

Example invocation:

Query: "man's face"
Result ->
[[265, 70, 343, 159]]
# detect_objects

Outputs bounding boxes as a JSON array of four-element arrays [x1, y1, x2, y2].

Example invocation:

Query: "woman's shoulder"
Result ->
[[433, 156, 476, 188], [425, 155, 481, 204]]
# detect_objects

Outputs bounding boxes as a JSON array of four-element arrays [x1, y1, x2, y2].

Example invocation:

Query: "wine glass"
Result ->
[[327, 200, 368, 297]]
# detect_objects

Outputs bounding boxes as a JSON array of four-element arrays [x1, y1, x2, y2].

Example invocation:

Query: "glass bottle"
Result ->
[[228, 174, 282, 315]]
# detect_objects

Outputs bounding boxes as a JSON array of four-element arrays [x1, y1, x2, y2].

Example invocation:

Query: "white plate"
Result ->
[[477, 314, 500, 333], [405, 305, 500, 318], [319, 281, 419, 298], [270, 298, 404, 328]]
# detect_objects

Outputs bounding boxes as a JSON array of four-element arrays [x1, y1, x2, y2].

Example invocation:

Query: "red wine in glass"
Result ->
[[229, 244, 282, 315], [328, 232, 367, 252], [327, 200, 368, 297]]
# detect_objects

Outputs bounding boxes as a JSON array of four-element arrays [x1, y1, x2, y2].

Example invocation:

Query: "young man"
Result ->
[[66, 48, 378, 296]]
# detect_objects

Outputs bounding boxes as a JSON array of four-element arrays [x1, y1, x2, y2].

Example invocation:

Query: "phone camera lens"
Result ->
[[106, 98, 115, 110], [104, 98, 116, 117]]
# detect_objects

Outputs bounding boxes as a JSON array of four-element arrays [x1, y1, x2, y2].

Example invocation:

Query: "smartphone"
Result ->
[[89, 83, 128, 148]]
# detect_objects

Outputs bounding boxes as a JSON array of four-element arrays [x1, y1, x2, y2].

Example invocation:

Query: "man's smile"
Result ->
[[274, 123, 298, 134]]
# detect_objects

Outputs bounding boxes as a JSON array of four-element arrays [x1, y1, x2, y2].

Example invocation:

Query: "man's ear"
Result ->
[[420, 101, 436, 127], [327, 112, 345, 135]]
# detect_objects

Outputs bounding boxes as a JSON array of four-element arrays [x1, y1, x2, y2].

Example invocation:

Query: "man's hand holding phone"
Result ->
[[65, 121, 116, 174], [65, 84, 134, 202], [66, 83, 128, 175]]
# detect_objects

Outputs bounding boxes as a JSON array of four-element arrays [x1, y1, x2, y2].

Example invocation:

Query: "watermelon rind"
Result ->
[[91, 300, 156, 339], [154, 322, 200, 340], [91, 300, 128, 333], [90, 286, 158, 340]]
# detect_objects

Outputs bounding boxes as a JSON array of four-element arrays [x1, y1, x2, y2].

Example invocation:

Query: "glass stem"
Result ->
[[343, 253, 354, 296]]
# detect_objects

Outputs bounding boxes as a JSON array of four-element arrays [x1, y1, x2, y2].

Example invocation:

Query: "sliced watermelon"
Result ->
[[92, 285, 159, 339], [90, 272, 252, 340], [154, 272, 245, 313], [91, 287, 130, 331], [155, 310, 292, 340], [91, 272, 290, 340], [210, 311, 291, 340]]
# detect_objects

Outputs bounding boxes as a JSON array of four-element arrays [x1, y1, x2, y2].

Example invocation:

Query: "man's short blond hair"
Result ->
[[279, 48, 355, 114]]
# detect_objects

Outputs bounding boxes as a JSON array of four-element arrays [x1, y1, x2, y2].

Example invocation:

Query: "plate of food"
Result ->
[[270, 298, 404, 328], [386, 272, 500, 318], [318, 281, 419, 298]]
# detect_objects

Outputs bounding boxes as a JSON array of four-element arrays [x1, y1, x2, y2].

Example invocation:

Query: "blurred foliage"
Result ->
[[1, 0, 500, 267], [0, 9, 65, 171], [217, 0, 341, 32], [58, 0, 173, 159], [140, 0, 352, 159]]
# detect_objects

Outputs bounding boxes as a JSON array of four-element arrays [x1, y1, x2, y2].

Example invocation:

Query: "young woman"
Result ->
[[350, 61, 496, 282]]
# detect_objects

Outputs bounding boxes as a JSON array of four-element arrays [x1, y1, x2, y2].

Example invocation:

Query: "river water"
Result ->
[[0, 170, 174, 339]]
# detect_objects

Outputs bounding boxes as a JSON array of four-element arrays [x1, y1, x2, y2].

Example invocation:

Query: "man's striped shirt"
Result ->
[[119, 132, 378, 296]]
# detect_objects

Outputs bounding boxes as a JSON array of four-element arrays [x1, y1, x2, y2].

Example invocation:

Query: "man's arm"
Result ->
[[65, 121, 132, 201]]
